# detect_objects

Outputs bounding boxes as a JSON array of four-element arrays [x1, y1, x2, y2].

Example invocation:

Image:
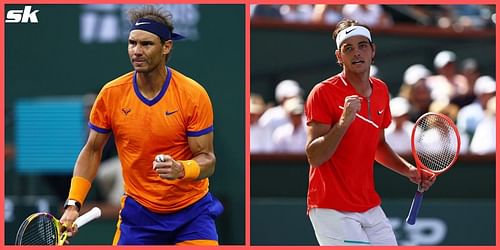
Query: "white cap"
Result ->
[[275, 79, 303, 103], [473, 75, 496, 96], [283, 96, 304, 115], [403, 64, 431, 85], [389, 97, 410, 117], [433, 50, 456, 69], [336, 25, 372, 48]]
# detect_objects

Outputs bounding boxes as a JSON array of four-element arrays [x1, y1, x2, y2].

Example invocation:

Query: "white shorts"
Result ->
[[309, 206, 397, 246]]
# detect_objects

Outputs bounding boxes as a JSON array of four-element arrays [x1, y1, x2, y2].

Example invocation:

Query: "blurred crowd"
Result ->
[[251, 50, 496, 155], [251, 5, 496, 31]]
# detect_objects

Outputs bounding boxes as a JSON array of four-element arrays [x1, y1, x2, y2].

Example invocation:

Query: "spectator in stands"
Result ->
[[456, 75, 496, 138], [251, 5, 282, 20], [311, 4, 343, 24], [469, 96, 496, 155], [426, 50, 468, 103], [259, 79, 304, 133], [451, 57, 481, 107], [279, 4, 315, 23], [342, 4, 393, 27], [447, 5, 494, 31], [384, 97, 413, 154], [399, 64, 432, 122], [272, 96, 307, 153], [250, 93, 274, 153]]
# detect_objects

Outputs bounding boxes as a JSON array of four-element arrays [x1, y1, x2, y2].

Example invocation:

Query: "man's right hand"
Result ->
[[60, 206, 80, 241], [340, 95, 362, 127]]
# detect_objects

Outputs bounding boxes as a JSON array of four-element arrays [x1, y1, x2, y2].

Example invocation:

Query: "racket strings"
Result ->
[[18, 214, 58, 245], [414, 115, 459, 172]]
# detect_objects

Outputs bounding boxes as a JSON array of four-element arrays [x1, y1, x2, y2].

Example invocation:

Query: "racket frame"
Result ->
[[15, 207, 101, 245], [15, 212, 65, 245], [406, 112, 461, 225]]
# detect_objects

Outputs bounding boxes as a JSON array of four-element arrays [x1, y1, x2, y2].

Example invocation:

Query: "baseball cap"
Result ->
[[275, 79, 303, 103], [473, 75, 496, 96], [389, 97, 410, 117], [403, 64, 431, 85], [433, 50, 456, 69]]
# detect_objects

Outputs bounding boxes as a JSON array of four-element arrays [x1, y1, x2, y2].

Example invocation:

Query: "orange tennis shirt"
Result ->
[[89, 67, 213, 213], [305, 74, 392, 213]]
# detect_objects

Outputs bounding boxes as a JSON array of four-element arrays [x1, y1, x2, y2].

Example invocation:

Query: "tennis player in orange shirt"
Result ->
[[60, 5, 222, 245]]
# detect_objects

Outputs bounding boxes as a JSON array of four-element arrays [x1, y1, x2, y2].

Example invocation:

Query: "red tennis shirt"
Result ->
[[305, 73, 392, 212]]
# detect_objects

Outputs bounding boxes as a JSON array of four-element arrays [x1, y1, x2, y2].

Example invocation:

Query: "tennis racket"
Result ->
[[405, 112, 460, 225], [15, 206, 102, 245]]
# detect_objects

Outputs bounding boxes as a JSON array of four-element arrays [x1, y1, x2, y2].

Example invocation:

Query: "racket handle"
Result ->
[[74, 207, 101, 228], [406, 191, 424, 225]]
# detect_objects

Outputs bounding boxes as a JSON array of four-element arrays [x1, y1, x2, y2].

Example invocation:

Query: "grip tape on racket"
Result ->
[[406, 191, 424, 225], [74, 207, 101, 228]]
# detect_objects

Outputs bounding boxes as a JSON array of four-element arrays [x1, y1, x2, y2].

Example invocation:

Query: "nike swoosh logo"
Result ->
[[135, 22, 150, 26], [378, 110, 384, 115], [346, 28, 357, 34], [165, 110, 178, 116]]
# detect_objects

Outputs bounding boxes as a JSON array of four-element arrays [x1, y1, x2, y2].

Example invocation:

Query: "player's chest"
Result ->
[[331, 91, 387, 130], [111, 98, 186, 140]]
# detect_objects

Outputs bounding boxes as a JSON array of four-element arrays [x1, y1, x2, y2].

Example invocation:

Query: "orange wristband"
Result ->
[[68, 176, 91, 205], [179, 160, 201, 180]]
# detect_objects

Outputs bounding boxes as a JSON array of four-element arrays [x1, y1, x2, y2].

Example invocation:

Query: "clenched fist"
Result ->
[[153, 154, 185, 180]]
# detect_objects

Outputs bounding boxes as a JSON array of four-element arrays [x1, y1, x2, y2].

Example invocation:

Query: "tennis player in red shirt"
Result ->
[[305, 19, 435, 246]]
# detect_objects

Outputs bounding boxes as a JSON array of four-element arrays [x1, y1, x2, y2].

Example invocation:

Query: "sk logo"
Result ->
[[122, 108, 131, 115]]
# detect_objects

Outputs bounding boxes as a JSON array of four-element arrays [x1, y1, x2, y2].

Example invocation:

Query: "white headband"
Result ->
[[336, 26, 372, 49]]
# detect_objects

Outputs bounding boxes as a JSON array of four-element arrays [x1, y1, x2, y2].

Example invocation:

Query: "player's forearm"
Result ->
[[375, 141, 413, 177], [306, 122, 349, 167], [65, 144, 104, 207], [73, 144, 103, 181]]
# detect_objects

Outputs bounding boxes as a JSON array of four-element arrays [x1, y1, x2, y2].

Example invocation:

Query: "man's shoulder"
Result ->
[[170, 68, 204, 90], [311, 74, 342, 92], [370, 76, 389, 88], [102, 71, 134, 90], [319, 74, 342, 86]]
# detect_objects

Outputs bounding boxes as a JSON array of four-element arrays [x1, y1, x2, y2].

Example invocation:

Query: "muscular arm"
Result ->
[[73, 130, 111, 181], [375, 130, 436, 190], [187, 132, 216, 180], [375, 129, 415, 176], [306, 95, 361, 167], [305, 121, 349, 167], [60, 130, 110, 237]]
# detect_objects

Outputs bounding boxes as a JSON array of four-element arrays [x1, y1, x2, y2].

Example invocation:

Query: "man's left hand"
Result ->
[[153, 154, 185, 180]]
